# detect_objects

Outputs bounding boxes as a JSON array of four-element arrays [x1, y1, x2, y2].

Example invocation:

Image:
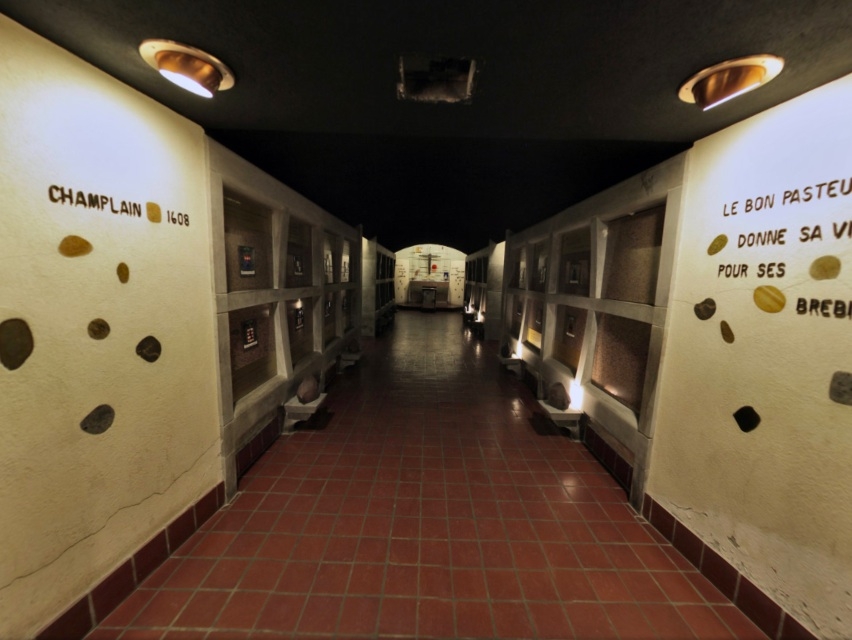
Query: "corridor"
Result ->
[[88, 311, 767, 639]]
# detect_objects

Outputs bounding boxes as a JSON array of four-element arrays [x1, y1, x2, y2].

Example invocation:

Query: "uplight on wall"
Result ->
[[139, 40, 235, 98], [679, 55, 784, 111]]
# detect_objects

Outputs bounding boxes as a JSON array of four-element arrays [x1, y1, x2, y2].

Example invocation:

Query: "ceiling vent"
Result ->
[[397, 55, 478, 104]]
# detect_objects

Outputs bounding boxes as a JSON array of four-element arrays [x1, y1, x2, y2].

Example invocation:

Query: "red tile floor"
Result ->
[[88, 311, 768, 639]]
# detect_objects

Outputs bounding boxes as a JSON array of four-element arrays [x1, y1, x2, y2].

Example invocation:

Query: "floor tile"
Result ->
[[83, 312, 767, 640]]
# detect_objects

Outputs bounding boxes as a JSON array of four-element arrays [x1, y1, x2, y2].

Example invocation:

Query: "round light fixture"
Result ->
[[139, 40, 235, 98], [679, 54, 784, 111]]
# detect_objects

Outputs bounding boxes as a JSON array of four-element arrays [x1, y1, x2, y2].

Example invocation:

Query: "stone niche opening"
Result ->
[[228, 304, 277, 403]]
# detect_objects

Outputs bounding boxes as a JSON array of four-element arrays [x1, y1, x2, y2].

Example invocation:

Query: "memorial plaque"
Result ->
[[241, 319, 258, 349], [239, 246, 255, 276]]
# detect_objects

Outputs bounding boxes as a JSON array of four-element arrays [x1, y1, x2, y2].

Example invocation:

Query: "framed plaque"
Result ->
[[293, 255, 304, 276], [294, 307, 305, 330], [325, 299, 333, 317], [566, 314, 576, 337], [239, 246, 255, 276], [241, 319, 258, 349]]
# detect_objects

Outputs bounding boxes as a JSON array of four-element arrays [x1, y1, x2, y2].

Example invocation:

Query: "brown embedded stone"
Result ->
[[720, 320, 735, 344], [0, 318, 34, 370], [547, 382, 570, 410], [80, 404, 115, 434], [88, 319, 111, 340], [58, 235, 93, 257], [136, 336, 162, 363], [694, 298, 717, 320], [733, 406, 761, 432], [753, 286, 786, 313], [117, 262, 130, 283], [829, 371, 852, 406], [146, 202, 162, 223], [707, 234, 728, 256], [297, 376, 319, 404], [810, 255, 841, 280]]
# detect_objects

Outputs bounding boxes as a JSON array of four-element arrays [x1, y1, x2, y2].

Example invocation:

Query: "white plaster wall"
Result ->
[[650, 74, 852, 638], [395, 244, 466, 304], [0, 16, 221, 638]]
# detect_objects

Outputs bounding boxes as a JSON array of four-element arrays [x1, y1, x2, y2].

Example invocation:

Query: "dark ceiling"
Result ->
[[3, 1, 852, 253]]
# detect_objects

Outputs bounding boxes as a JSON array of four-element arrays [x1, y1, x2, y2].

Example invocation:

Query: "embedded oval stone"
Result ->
[[297, 376, 319, 404], [547, 383, 570, 410], [707, 234, 728, 256], [733, 406, 761, 433], [146, 202, 162, 224], [88, 319, 110, 340], [829, 371, 852, 406], [694, 298, 717, 321], [720, 320, 735, 344], [117, 262, 130, 283], [753, 286, 786, 313], [810, 255, 841, 280], [80, 404, 115, 435], [58, 235, 92, 257], [0, 318, 34, 370], [136, 336, 162, 363]]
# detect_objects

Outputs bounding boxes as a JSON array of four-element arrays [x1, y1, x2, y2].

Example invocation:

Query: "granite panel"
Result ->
[[224, 197, 272, 292], [601, 206, 665, 304], [591, 313, 652, 413]]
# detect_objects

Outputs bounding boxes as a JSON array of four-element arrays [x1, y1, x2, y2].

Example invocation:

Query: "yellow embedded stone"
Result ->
[[809, 255, 841, 280], [707, 234, 728, 256], [146, 201, 162, 223], [753, 285, 786, 313]]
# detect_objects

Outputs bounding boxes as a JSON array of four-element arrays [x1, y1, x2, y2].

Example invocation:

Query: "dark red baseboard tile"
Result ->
[[581, 422, 634, 493], [36, 481, 224, 640], [236, 415, 281, 478], [642, 494, 817, 640]]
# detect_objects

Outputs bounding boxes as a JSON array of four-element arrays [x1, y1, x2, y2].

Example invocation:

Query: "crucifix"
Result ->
[[416, 250, 442, 279]]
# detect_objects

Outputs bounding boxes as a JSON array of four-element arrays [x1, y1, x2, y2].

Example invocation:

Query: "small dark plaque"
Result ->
[[325, 300, 333, 318], [566, 315, 576, 337], [295, 308, 305, 330], [239, 245, 255, 276], [242, 319, 258, 350], [568, 263, 580, 284], [293, 255, 304, 276]]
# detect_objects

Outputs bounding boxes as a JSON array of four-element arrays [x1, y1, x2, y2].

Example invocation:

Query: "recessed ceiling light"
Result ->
[[139, 39, 235, 98], [397, 54, 478, 104], [679, 54, 784, 111]]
